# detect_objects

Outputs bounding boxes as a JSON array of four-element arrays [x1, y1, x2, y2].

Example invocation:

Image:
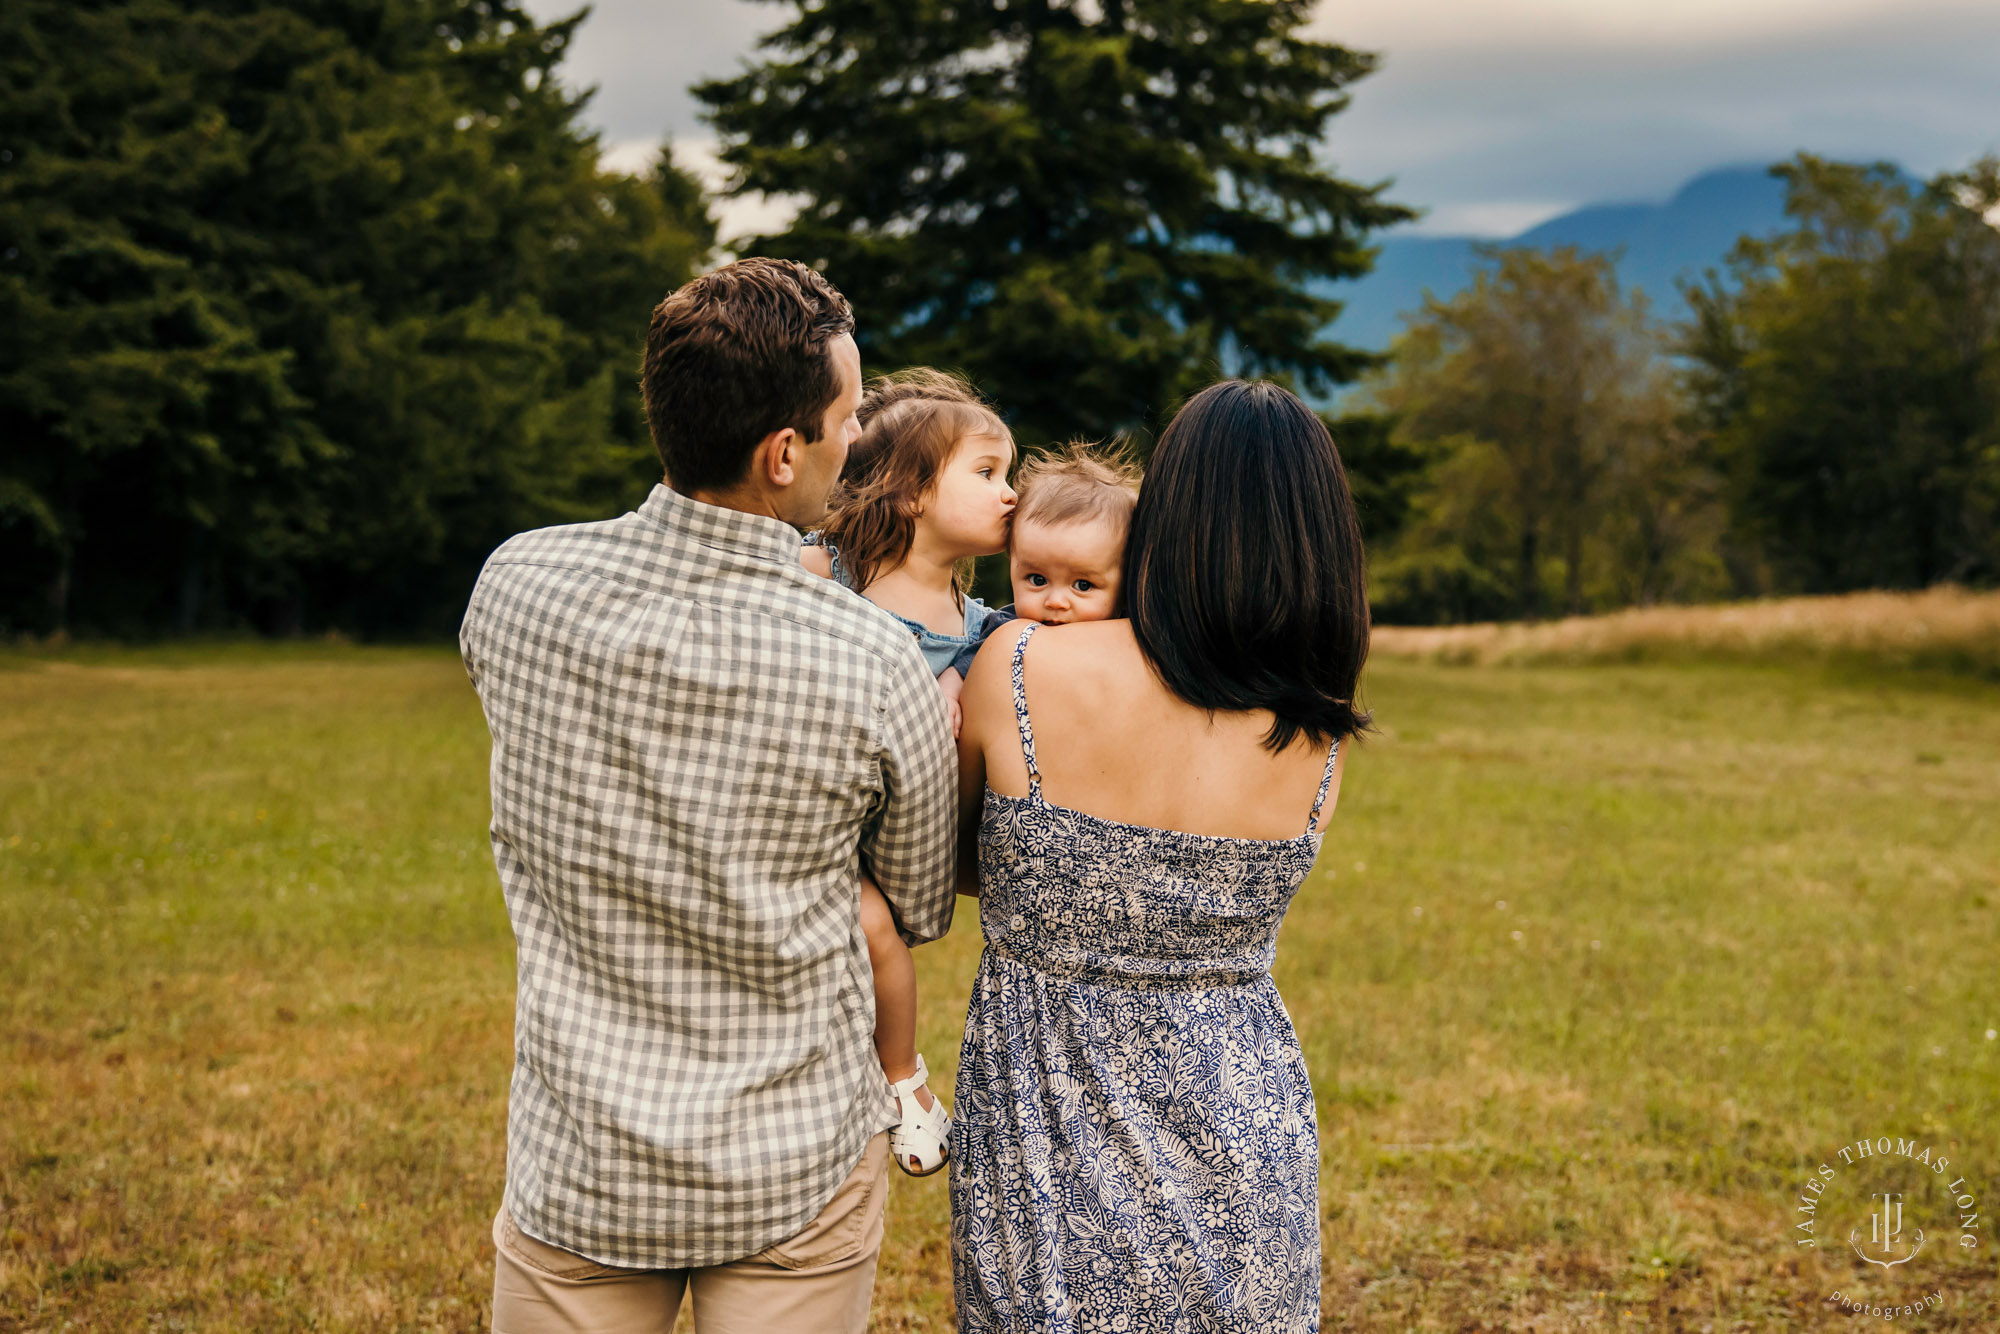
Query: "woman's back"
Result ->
[[967, 622, 1337, 988], [970, 619, 1344, 843]]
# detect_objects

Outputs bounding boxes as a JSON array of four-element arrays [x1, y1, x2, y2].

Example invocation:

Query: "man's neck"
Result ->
[[683, 480, 794, 528]]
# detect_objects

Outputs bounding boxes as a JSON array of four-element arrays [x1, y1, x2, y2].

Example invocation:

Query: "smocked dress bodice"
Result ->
[[976, 790, 1323, 990]]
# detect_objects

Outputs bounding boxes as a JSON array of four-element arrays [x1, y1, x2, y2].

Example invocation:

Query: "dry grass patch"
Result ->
[[1372, 585, 2000, 675]]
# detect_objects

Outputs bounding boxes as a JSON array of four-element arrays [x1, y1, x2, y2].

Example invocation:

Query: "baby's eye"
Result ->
[[1025, 574, 1048, 587], [977, 467, 994, 478], [1072, 580, 1095, 593]]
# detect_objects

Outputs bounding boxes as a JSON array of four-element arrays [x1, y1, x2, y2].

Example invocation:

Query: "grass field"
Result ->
[[3, 642, 1998, 1331]]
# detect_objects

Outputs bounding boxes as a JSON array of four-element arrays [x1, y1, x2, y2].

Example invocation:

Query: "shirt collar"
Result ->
[[637, 484, 802, 565]]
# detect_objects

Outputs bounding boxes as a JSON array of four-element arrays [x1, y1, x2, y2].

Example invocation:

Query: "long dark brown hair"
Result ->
[[816, 368, 1011, 594], [1120, 379, 1372, 752]]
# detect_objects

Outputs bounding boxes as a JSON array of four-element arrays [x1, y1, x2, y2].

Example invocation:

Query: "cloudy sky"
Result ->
[[522, 0, 2000, 240]]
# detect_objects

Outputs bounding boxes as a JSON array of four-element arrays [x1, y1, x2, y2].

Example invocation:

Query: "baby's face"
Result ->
[[1009, 515, 1124, 625]]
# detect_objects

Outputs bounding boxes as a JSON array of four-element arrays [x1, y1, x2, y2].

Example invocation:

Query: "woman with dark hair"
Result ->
[[948, 380, 1369, 1332]]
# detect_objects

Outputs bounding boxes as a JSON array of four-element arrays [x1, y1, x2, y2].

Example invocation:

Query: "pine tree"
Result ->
[[0, 0, 713, 635], [696, 0, 1410, 445]]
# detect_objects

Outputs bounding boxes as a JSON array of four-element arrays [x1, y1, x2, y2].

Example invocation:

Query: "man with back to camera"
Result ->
[[460, 258, 957, 1332]]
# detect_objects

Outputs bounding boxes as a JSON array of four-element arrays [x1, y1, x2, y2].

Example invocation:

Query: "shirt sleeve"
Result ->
[[863, 645, 958, 945], [458, 576, 487, 687], [948, 641, 980, 680]]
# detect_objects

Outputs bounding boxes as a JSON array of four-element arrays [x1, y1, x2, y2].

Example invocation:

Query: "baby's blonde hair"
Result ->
[[1013, 441, 1143, 534]]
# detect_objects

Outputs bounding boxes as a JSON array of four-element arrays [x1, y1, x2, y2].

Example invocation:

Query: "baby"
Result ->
[[940, 441, 1143, 719], [1003, 441, 1142, 625]]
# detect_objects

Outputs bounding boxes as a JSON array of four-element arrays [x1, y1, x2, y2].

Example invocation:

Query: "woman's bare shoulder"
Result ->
[[799, 544, 834, 578], [964, 618, 1036, 697], [960, 618, 1034, 754], [1036, 620, 1144, 680], [967, 618, 1142, 711]]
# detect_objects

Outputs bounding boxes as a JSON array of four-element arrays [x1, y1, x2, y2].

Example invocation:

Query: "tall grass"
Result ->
[[1372, 585, 2000, 675]]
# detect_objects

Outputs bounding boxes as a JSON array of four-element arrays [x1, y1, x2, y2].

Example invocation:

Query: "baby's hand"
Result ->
[[938, 668, 966, 739]]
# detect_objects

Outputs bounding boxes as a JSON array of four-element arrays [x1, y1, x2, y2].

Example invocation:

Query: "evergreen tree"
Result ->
[[0, 0, 712, 635], [696, 0, 1410, 446], [1318, 410, 1428, 546], [1685, 154, 2000, 593]]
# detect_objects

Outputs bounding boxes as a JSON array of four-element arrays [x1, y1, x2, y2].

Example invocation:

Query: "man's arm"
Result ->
[[862, 650, 957, 946]]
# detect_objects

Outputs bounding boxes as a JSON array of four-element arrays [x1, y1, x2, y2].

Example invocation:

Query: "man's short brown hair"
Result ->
[[641, 258, 855, 494]]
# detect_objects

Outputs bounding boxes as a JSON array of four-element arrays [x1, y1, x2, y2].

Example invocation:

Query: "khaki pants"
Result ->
[[491, 1134, 889, 1334]]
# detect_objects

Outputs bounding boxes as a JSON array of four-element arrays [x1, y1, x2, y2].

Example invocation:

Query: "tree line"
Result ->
[[4, 0, 1995, 637], [1365, 154, 2000, 624]]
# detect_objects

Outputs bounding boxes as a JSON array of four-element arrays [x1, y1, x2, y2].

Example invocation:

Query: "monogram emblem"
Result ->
[[1850, 1192, 1926, 1268]]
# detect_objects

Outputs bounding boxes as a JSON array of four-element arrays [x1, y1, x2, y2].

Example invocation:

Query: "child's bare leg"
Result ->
[[859, 877, 933, 1110]]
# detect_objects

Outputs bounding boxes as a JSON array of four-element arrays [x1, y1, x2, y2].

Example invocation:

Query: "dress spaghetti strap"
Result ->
[[1305, 740, 1340, 837], [1009, 625, 1042, 801]]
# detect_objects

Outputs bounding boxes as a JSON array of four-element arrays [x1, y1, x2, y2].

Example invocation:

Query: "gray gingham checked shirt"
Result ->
[[460, 484, 956, 1268]]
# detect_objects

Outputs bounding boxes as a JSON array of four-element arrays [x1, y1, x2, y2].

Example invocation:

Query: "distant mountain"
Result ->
[[1326, 165, 1794, 351]]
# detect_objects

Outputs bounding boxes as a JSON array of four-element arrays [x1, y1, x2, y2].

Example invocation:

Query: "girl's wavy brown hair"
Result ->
[[817, 368, 1012, 596]]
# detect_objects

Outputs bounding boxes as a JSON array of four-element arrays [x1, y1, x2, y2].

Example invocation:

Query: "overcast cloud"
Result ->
[[524, 0, 2000, 240]]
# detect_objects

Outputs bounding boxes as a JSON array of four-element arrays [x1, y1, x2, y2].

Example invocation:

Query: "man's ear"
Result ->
[[754, 428, 800, 489]]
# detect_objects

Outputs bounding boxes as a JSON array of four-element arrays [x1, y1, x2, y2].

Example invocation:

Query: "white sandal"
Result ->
[[888, 1054, 951, 1177]]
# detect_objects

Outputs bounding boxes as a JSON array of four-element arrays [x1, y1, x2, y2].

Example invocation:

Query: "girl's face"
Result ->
[[921, 432, 1017, 558]]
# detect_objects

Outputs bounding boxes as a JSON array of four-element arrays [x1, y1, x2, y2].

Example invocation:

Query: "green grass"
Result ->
[[2, 645, 1997, 1331]]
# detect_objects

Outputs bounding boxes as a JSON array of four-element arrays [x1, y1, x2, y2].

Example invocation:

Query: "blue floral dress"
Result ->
[[951, 626, 1337, 1334]]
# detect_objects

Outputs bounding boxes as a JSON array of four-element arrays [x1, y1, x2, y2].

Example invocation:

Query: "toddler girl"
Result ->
[[804, 368, 1016, 1175]]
